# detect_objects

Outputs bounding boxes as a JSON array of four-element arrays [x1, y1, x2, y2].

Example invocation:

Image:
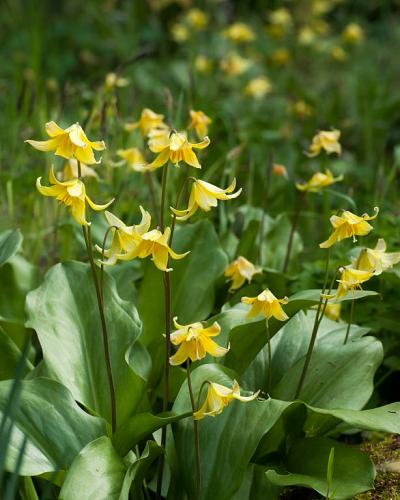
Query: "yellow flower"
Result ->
[[117, 148, 147, 172], [36, 166, 113, 226], [245, 77, 272, 99], [105, 72, 129, 89], [307, 129, 342, 157], [194, 55, 213, 73], [117, 226, 189, 272], [334, 267, 374, 300], [241, 289, 289, 321], [267, 8, 292, 37], [169, 318, 228, 365], [271, 48, 290, 65], [223, 22, 255, 43], [25, 121, 106, 164], [148, 130, 210, 169], [224, 256, 262, 291], [220, 53, 251, 76], [292, 100, 313, 119], [342, 23, 364, 44], [319, 208, 379, 248], [171, 23, 190, 43], [125, 108, 168, 136], [331, 46, 348, 62], [355, 239, 400, 276], [62, 159, 99, 181], [296, 169, 343, 193], [97, 208, 151, 265], [323, 303, 341, 322], [171, 178, 241, 221], [188, 110, 212, 139], [193, 380, 259, 420], [186, 8, 208, 30], [298, 26, 316, 45]]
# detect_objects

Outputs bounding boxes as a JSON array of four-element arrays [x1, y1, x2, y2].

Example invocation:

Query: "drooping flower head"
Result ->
[[188, 110, 212, 138], [224, 256, 262, 291], [320, 208, 378, 248], [97, 208, 151, 265], [242, 289, 289, 321], [125, 108, 168, 137], [334, 267, 374, 300], [62, 159, 99, 181], [148, 130, 210, 169], [222, 22, 255, 43], [245, 77, 272, 99], [307, 129, 341, 157], [193, 380, 259, 420], [322, 303, 341, 322], [117, 148, 148, 172], [296, 169, 343, 193], [354, 239, 400, 276], [36, 166, 113, 226], [171, 178, 241, 221], [26, 121, 106, 164], [169, 318, 228, 366]]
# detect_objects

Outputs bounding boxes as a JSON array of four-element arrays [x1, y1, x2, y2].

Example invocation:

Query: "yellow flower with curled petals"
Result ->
[[36, 166, 113, 226], [25, 121, 106, 164], [96, 208, 151, 265], [224, 256, 262, 292], [193, 380, 259, 420], [117, 148, 147, 172], [171, 178, 241, 221], [148, 130, 210, 169], [62, 159, 99, 181], [117, 226, 189, 272], [169, 318, 228, 366], [342, 23, 364, 44], [296, 169, 343, 193], [242, 289, 289, 321], [245, 77, 272, 99], [334, 267, 374, 300], [320, 208, 378, 248], [186, 8, 208, 30], [188, 110, 212, 139], [223, 22, 255, 43], [125, 108, 168, 136], [220, 53, 251, 76], [355, 239, 400, 276], [307, 129, 341, 157]]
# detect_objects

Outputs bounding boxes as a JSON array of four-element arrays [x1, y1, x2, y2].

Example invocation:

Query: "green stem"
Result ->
[[187, 362, 201, 500], [283, 191, 305, 273], [295, 249, 331, 399], [100, 225, 117, 303], [266, 320, 272, 393], [344, 297, 355, 345], [170, 176, 196, 244]]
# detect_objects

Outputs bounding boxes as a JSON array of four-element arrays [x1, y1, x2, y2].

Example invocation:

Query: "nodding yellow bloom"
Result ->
[[36, 166, 113, 226], [245, 77, 272, 99], [193, 380, 259, 420], [169, 318, 228, 365], [125, 108, 168, 137], [222, 22, 255, 43], [117, 226, 189, 272], [26, 121, 106, 164], [319, 208, 379, 248], [271, 48, 290, 65], [242, 289, 289, 321], [296, 169, 343, 193], [105, 72, 129, 90], [220, 53, 252, 76], [267, 8, 293, 37], [194, 55, 213, 73], [323, 303, 341, 322], [188, 110, 212, 139], [292, 100, 314, 119], [148, 130, 210, 169], [224, 256, 262, 291], [186, 8, 208, 30], [171, 178, 241, 221], [342, 23, 364, 44], [334, 267, 374, 300], [117, 148, 147, 172], [307, 129, 342, 157], [331, 46, 348, 62], [171, 23, 190, 43], [62, 159, 99, 181], [354, 239, 400, 276], [97, 208, 151, 265], [298, 26, 316, 45]]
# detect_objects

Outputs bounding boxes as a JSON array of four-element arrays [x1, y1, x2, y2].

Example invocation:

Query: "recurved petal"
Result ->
[[86, 195, 114, 211], [191, 136, 210, 149], [202, 321, 221, 337], [46, 121, 65, 137], [75, 144, 98, 165], [148, 149, 170, 169], [25, 138, 59, 152], [201, 336, 229, 357], [36, 177, 60, 197], [169, 343, 190, 366]]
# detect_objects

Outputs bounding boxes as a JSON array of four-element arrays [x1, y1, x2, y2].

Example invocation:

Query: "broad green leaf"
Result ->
[[0, 378, 106, 475], [113, 411, 191, 456], [26, 261, 145, 426], [59, 437, 126, 500], [266, 437, 375, 499], [0, 326, 32, 380], [0, 229, 22, 267], [231, 464, 282, 500]]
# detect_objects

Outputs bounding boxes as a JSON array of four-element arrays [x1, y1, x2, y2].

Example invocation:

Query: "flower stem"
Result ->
[[266, 319, 272, 393], [344, 298, 355, 345], [283, 191, 305, 273], [100, 225, 117, 302], [187, 362, 201, 500], [82, 225, 117, 432], [295, 249, 330, 399], [170, 176, 195, 243]]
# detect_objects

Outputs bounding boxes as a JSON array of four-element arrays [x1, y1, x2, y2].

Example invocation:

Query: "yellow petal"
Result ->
[[86, 195, 114, 211], [25, 138, 59, 152], [45, 121, 65, 137]]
